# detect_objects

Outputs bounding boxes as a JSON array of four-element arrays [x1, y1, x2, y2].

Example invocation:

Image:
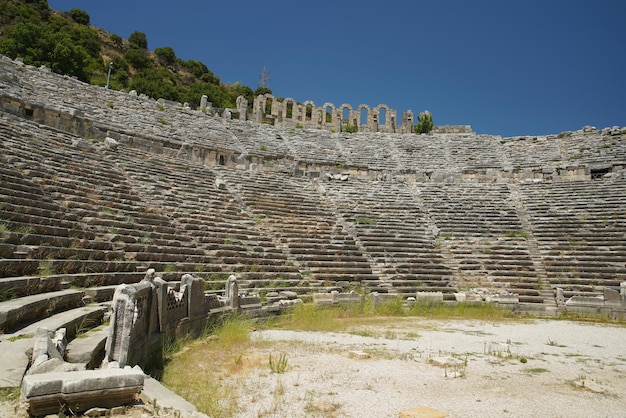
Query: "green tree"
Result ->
[[50, 36, 89, 80], [128, 31, 148, 49], [154, 46, 176, 67], [68, 8, 89, 25], [131, 67, 179, 102], [124, 48, 152, 70], [254, 86, 272, 97], [415, 110, 434, 134]]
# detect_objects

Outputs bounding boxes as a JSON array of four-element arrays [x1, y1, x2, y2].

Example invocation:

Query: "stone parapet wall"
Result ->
[[431, 125, 474, 135]]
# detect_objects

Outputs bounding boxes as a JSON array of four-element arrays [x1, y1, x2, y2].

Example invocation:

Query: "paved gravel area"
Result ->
[[234, 318, 626, 417]]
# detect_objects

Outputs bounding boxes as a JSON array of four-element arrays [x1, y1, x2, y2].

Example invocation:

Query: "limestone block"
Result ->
[[454, 292, 467, 302], [278, 291, 298, 300], [497, 294, 519, 304], [104, 136, 119, 150], [416, 292, 444, 303], [21, 367, 144, 416], [603, 288, 621, 307], [312, 293, 334, 305], [239, 295, 262, 309]]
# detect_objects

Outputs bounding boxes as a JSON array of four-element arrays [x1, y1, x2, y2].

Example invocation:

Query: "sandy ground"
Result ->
[[2, 318, 625, 417], [234, 318, 626, 417]]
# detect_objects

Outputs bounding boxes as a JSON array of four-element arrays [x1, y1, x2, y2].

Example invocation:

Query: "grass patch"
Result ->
[[274, 303, 343, 332], [161, 315, 255, 417], [409, 301, 516, 321], [0, 386, 20, 402], [7, 334, 32, 342], [269, 352, 288, 373]]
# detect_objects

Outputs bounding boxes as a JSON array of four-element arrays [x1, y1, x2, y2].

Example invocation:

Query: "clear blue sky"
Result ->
[[49, 0, 625, 137]]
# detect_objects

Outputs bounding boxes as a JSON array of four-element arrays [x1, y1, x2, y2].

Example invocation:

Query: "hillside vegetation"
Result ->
[[0, 0, 266, 108]]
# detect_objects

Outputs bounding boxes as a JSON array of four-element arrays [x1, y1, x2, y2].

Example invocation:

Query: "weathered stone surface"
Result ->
[[417, 291, 444, 303], [21, 367, 144, 416]]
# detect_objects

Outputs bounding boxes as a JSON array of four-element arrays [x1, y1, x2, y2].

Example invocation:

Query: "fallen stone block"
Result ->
[[21, 367, 144, 416]]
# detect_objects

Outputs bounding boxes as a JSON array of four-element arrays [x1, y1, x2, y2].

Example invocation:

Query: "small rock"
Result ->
[[349, 350, 371, 359], [84, 407, 109, 417]]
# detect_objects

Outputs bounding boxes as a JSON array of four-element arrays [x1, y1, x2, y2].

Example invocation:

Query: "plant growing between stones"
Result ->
[[344, 124, 357, 133], [269, 352, 288, 373]]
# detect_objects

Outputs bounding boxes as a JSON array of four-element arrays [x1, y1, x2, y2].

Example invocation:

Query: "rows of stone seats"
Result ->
[[336, 133, 405, 172], [0, 59, 239, 156], [519, 178, 626, 295], [227, 121, 292, 161], [7, 59, 300, 165], [0, 114, 219, 297], [322, 179, 456, 298], [104, 145, 305, 289], [212, 167, 376, 287], [392, 134, 450, 173], [556, 128, 626, 167], [501, 135, 562, 169], [418, 182, 542, 302], [445, 134, 506, 170], [279, 129, 350, 166]]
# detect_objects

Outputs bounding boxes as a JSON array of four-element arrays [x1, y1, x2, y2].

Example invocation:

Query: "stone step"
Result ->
[[0, 289, 85, 333], [65, 324, 109, 367]]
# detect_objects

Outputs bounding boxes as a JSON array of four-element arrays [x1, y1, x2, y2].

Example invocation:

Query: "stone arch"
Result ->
[[374, 104, 397, 133], [357, 104, 371, 130], [282, 97, 296, 120], [339, 104, 353, 122], [322, 102, 335, 125], [263, 93, 274, 116], [303, 100, 315, 122], [338, 104, 355, 132], [374, 104, 388, 126]]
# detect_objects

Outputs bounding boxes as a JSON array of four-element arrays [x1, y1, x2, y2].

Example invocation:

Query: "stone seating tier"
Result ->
[[0, 57, 625, 336]]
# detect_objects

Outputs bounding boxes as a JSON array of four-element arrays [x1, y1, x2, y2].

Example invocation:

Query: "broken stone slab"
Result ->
[[27, 357, 85, 375], [0, 336, 32, 388], [65, 325, 109, 367], [21, 367, 144, 416], [565, 295, 604, 307]]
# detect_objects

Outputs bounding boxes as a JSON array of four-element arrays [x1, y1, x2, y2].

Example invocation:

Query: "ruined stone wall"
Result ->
[[247, 93, 416, 134]]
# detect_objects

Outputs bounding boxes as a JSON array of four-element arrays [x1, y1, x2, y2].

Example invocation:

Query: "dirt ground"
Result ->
[[3, 318, 625, 417], [234, 318, 626, 417]]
